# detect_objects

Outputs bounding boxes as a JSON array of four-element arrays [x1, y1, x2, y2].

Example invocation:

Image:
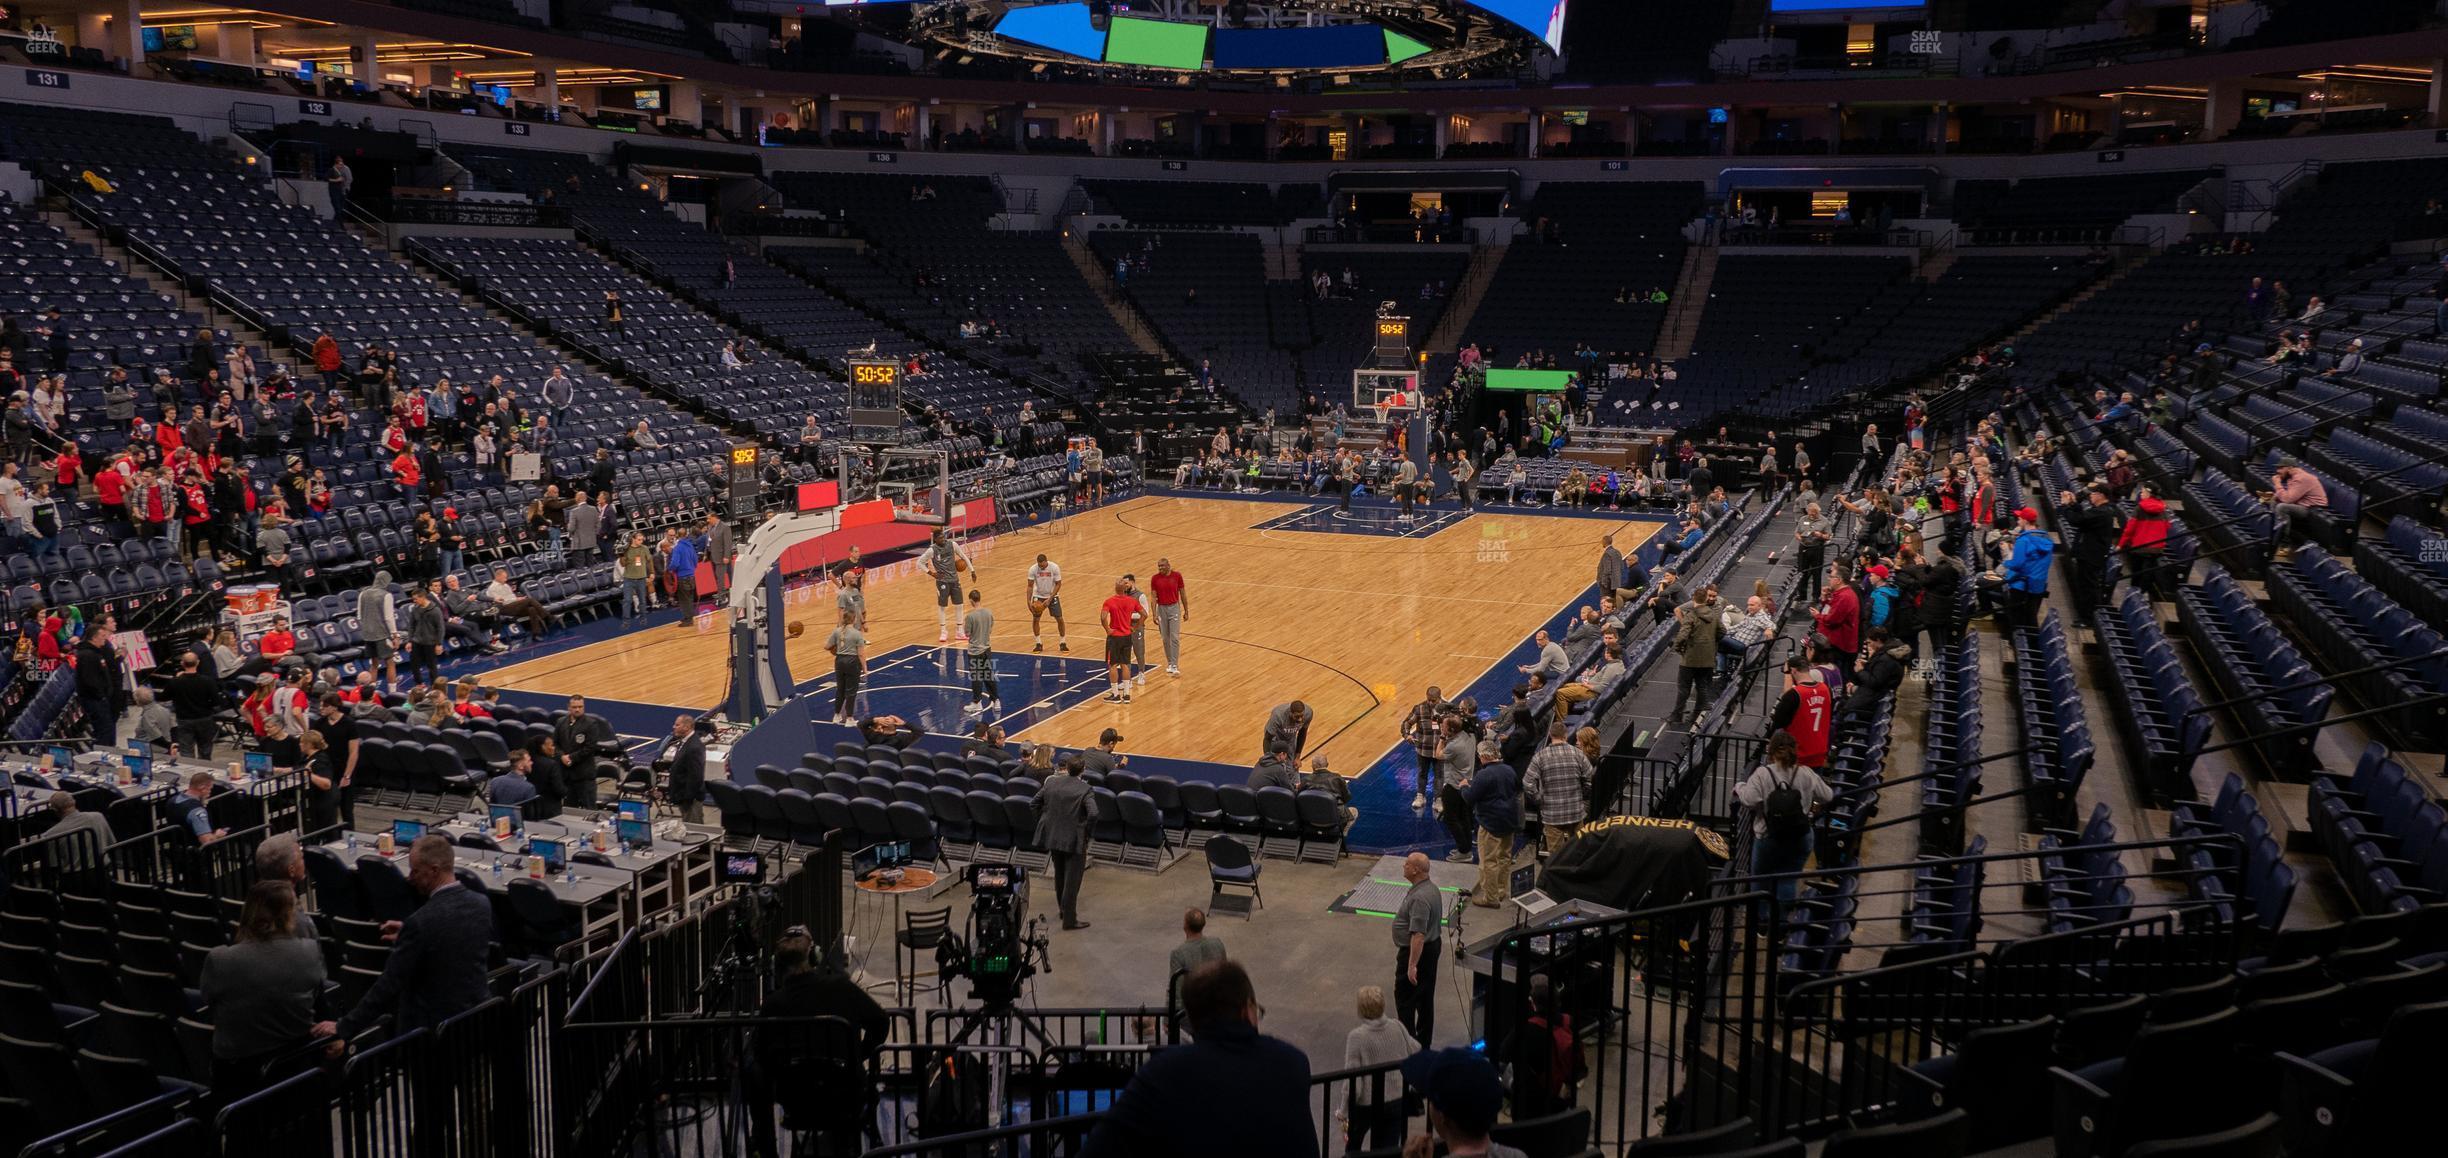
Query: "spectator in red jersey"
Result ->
[[1768, 658, 1832, 770]]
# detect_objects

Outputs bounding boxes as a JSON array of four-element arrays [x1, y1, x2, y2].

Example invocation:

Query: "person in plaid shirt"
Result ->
[[1401, 687, 1449, 811], [1524, 720, 1593, 853]]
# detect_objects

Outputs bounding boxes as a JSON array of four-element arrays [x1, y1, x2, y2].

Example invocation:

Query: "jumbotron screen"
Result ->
[[994, 2, 1106, 59], [1485, 369, 1578, 392], [1104, 16, 1209, 69], [1469, 1, 1569, 52]]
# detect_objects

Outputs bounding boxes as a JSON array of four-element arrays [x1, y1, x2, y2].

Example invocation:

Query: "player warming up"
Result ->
[[1100, 578, 1142, 704], [962, 588, 998, 716], [1026, 553, 1068, 653], [921, 527, 975, 644]]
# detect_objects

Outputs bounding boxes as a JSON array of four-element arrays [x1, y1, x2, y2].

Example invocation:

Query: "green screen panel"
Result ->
[[1484, 368, 1578, 392], [1385, 30, 1432, 65], [1104, 16, 1208, 69]]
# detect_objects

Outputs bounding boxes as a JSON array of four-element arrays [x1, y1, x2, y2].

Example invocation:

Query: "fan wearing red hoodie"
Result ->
[[1813, 563, 1860, 667], [2118, 495, 2173, 601]]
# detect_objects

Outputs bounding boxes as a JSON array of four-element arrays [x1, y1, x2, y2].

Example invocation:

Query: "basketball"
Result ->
[[1030, 598, 1050, 613], [956, 557, 970, 573], [786, 621, 806, 638]]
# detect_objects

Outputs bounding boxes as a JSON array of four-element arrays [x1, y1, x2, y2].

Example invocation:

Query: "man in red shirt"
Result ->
[[257, 619, 297, 665], [1099, 578, 1141, 704], [1148, 558, 1187, 677]]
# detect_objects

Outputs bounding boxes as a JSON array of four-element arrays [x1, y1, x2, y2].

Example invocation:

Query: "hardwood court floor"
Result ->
[[480, 495, 1662, 770]]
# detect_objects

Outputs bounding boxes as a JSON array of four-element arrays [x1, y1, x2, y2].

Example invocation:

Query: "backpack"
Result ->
[[915, 1049, 989, 1140], [1527, 1009, 1589, 1098], [1762, 766, 1810, 842]]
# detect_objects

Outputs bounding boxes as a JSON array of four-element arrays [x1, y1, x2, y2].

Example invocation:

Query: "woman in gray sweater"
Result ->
[[200, 879, 326, 1096], [1338, 985, 1419, 1153]]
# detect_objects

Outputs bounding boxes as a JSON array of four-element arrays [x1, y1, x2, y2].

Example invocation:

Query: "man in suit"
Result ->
[[74, 624, 127, 746], [1031, 759, 1095, 930], [657, 714, 709, 823], [316, 835, 491, 1045], [553, 695, 614, 807]]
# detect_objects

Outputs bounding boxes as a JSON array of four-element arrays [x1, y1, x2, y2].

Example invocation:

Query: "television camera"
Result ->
[[934, 864, 1053, 1010]]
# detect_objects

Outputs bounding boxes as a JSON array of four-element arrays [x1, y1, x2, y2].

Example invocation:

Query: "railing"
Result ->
[[373, 196, 570, 229], [1718, 224, 1926, 248]]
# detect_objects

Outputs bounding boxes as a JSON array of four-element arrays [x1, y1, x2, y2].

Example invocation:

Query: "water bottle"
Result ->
[[346, 831, 359, 853]]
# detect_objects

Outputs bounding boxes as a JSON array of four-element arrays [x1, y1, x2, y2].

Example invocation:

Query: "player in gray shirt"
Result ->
[[962, 588, 998, 716]]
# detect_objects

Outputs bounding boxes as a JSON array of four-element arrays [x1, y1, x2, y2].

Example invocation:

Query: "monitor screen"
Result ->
[[123, 756, 150, 781], [244, 752, 274, 777], [489, 804, 525, 836], [1103, 16, 1207, 69], [128, 741, 152, 759], [1212, 25, 1386, 70], [854, 840, 912, 879], [45, 745, 71, 769], [717, 851, 766, 883], [1772, 0, 1923, 9], [994, 2, 1107, 61], [616, 817, 653, 849], [1484, 368, 1578, 392], [631, 87, 664, 112], [530, 838, 567, 872], [392, 819, 427, 845], [1467, 1, 1569, 52], [616, 800, 651, 821]]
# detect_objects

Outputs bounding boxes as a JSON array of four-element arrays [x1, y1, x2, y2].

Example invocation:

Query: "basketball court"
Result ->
[[477, 494, 1665, 775]]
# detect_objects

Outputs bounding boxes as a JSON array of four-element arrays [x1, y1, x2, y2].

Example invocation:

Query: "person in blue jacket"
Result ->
[[1864, 564, 1899, 629], [1994, 506, 2054, 629]]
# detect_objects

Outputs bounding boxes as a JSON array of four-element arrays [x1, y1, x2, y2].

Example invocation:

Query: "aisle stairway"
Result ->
[[1654, 244, 1720, 360], [1063, 228, 1168, 357], [1419, 242, 1507, 354]]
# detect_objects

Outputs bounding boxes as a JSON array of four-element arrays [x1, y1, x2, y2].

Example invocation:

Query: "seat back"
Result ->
[[1819, 1109, 1969, 1158]]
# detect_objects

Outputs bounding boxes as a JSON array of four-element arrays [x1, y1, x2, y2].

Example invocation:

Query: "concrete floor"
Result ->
[[840, 852, 1495, 1066]]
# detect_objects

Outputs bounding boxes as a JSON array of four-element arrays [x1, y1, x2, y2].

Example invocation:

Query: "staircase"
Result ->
[[44, 207, 312, 380], [1419, 242, 1507, 354], [1917, 241, 1960, 283], [1653, 244, 1720, 361], [1062, 228, 1168, 357], [1263, 237, 1302, 280], [1998, 251, 2149, 348]]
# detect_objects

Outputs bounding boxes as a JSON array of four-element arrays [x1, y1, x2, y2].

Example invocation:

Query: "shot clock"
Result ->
[[847, 357, 904, 439]]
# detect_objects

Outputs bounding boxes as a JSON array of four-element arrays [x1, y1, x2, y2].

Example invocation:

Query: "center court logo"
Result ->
[[1475, 522, 1510, 564]]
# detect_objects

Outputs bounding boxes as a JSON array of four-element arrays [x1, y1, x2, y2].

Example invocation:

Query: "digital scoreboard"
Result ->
[[1372, 313, 1411, 368], [727, 445, 761, 517], [847, 357, 904, 440]]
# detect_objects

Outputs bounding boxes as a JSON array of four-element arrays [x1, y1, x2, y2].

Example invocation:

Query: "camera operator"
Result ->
[[745, 926, 888, 1158]]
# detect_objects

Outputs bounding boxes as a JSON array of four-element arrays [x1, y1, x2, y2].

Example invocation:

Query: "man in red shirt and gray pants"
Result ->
[[1149, 558, 1188, 677], [1100, 579, 1142, 705]]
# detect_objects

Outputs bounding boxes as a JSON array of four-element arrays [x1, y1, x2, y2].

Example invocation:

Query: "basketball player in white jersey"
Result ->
[[1025, 553, 1068, 652]]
